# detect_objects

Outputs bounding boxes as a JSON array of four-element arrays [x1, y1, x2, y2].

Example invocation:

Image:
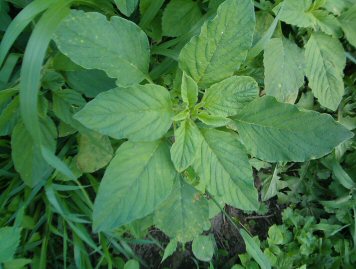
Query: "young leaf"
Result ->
[[53, 10, 150, 86], [179, 0, 255, 86], [192, 235, 215, 262], [161, 239, 178, 262], [240, 229, 271, 269], [278, 0, 314, 28], [74, 84, 173, 141], [114, 0, 139, 17], [162, 0, 202, 37], [181, 72, 198, 108], [201, 76, 259, 117], [232, 96, 353, 162], [12, 118, 57, 187], [305, 32, 346, 111], [339, 4, 356, 47], [264, 38, 304, 103], [76, 132, 113, 173], [170, 119, 202, 172], [193, 128, 259, 210], [93, 140, 176, 232], [0, 227, 21, 263], [197, 112, 231, 128], [155, 177, 209, 243]]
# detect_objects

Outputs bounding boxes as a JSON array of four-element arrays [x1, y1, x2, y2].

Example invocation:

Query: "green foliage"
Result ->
[[0, 0, 355, 268]]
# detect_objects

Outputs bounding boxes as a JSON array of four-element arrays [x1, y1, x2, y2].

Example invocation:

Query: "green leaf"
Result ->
[[305, 32, 346, 110], [155, 177, 209, 243], [278, 0, 314, 28], [161, 239, 178, 262], [179, 0, 255, 86], [201, 76, 259, 117], [192, 235, 215, 262], [76, 132, 113, 173], [65, 69, 116, 98], [115, 0, 139, 16], [53, 10, 150, 86], [232, 96, 353, 162], [3, 259, 32, 269], [339, 4, 356, 47], [12, 118, 57, 187], [162, 0, 202, 37], [124, 259, 140, 269], [0, 94, 19, 136], [0, 227, 21, 263], [197, 112, 231, 128], [93, 140, 176, 231], [192, 128, 259, 210], [170, 119, 202, 172], [74, 84, 173, 141], [181, 72, 198, 108], [312, 10, 342, 37], [264, 38, 304, 103], [240, 229, 271, 269], [52, 88, 86, 125]]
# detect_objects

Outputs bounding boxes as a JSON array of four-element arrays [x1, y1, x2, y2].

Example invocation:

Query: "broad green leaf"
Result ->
[[0, 227, 21, 263], [161, 239, 178, 262], [155, 177, 209, 243], [192, 235, 215, 262], [278, 0, 314, 28], [65, 69, 116, 98], [264, 38, 304, 103], [170, 119, 202, 172], [76, 132, 113, 173], [312, 10, 342, 37], [12, 118, 57, 187], [74, 84, 173, 141], [240, 229, 271, 269], [193, 129, 259, 210], [162, 0, 202, 37], [197, 112, 231, 127], [201, 76, 259, 117], [53, 10, 150, 86], [339, 4, 356, 47], [253, 11, 275, 46], [181, 72, 198, 108], [115, 0, 139, 16], [124, 260, 140, 269], [3, 259, 32, 269], [232, 96, 353, 162], [323, 0, 350, 15], [305, 33, 346, 110], [93, 140, 176, 231], [52, 89, 86, 125], [179, 0, 255, 86]]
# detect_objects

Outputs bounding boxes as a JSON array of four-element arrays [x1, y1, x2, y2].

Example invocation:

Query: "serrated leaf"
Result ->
[[192, 235, 215, 262], [312, 10, 342, 37], [305, 32, 346, 110], [179, 0, 255, 86], [170, 119, 202, 172], [193, 128, 259, 210], [115, 0, 139, 16], [162, 0, 202, 37], [93, 140, 176, 231], [0, 227, 21, 263], [53, 10, 150, 86], [155, 177, 209, 243], [181, 72, 198, 108], [76, 132, 113, 173], [233, 96, 353, 162], [197, 112, 231, 127], [264, 38, 304, 103], [339, 4, 356, 47], [74, 84, 173, 141], [278, 0, 314, 28], [12, 118, 57, 187], [201, 76, 259, 117], [161, 239, 178, 262]]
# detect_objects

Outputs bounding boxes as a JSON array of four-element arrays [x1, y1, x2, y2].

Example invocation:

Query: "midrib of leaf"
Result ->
[[61, 24, 148, 79]]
